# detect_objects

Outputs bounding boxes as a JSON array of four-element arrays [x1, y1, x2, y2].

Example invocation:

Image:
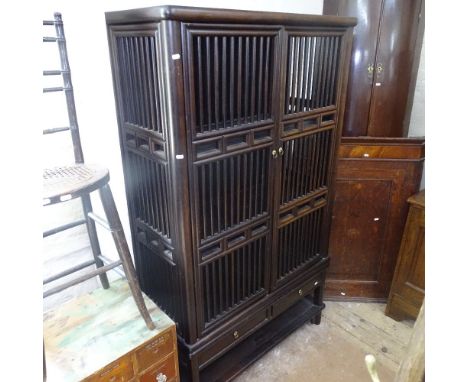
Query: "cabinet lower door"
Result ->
[[272, 125, 335, 288], [190, 145, 274, 334]]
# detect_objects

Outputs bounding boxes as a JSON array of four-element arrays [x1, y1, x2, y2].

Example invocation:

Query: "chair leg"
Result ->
[[99, 183, 155, 330], [81, 193, 110, 289]]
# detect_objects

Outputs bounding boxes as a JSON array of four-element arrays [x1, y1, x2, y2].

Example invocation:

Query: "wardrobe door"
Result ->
[[182, 25, 280, 335], [272, 30, 344, 288], [367, 0, 423, 137], [324, 0, 424, 137], [323, 0, 384, 137]]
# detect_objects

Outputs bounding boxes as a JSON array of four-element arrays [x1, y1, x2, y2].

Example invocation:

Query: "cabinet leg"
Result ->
[[311, 284, 324, 325], [311, 314, 322, 325]]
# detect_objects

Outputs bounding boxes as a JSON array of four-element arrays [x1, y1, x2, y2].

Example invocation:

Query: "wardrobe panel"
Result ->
[[283, 33, 342, 118], [327, 179, 392, 282], [200, 235, 268, 329], [184, 26, 279, 140], [192, 144, 273, 245], [325, 138, 425, 300], [324, 0, 384, 137], [190, 142, 274, 334], [367, 0, 422, 137], [276, 204, 325, 282], [279, 125, 334, 206], [113, 29, 166, 140]]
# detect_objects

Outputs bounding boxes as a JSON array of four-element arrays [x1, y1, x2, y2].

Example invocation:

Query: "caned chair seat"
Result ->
[[43, 164, 110, 205]]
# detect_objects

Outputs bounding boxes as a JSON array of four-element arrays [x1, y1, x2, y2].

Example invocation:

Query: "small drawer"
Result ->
[[136, 329, 174, 372], [272, 273, 323, 318], [84, 354, 134, 382], [139, 353, 177, 382], [339, 144, 424, 160], [198, 309, 267, 369]]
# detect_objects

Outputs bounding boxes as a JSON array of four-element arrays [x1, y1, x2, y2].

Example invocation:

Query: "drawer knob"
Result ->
[[298, 289, 303, 296], [314, 281, 319, 286], [156, 372, 167, 382], [233, 330, 239, 339]]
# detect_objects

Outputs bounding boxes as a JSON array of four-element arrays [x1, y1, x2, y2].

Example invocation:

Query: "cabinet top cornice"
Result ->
[[105, 5, 357, 28]]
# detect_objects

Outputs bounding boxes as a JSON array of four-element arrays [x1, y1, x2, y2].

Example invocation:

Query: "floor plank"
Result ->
[[323, 302, 411, 370]]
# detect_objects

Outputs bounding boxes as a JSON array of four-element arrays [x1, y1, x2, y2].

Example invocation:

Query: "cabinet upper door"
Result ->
[[271, 29, 347, 288], [324, 0, 384, 137], [183, 25, 281, 335], [324, 0, 424, 137], [367, 0, 423, 137]]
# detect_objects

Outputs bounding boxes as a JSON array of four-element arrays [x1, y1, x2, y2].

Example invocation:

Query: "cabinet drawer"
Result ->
[[139, 353, 177, 382], [198, 309, 268, 369], [272, 272, 324, 318], [84, 354, 134, 382], [136, 329, 174, 372], [339, 141, 424, 160]]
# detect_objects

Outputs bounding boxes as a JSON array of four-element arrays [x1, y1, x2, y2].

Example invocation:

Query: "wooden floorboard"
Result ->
[[323, 302, 410, 370]]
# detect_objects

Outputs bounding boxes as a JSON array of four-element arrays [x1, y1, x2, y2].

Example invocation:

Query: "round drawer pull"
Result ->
[[314, 281, 319, 286], [298, 289, 303, 296], [156, 372, 167, 382], [233, 330, 239, 339]]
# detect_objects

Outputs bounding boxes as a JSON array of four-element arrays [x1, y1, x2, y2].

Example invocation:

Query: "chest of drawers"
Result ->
[[43, 279, 179, 382]]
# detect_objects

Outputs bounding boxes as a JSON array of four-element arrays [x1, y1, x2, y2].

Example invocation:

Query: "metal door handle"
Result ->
[[272, 149, 278, 158]]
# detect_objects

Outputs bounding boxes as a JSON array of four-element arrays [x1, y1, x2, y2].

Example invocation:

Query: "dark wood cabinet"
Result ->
[[386, 191, 425, 320], [105, 6, 355, 381], [325, 138, 424, 300], [323, 0, 424, 137]]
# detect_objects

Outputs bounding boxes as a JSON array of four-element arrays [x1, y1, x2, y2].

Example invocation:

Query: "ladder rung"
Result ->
[[43, 36, 65, 42], [43, 70, 69, 76], [43, 260, 123, 298], [43, 126, 71, 135], [43, 18, 62, 26], [43, 259, 97, 284], [43, 86, 71, 93], [43, 218, 86, 237], [88, 212, 113, 231], [99, 255, 125, 278]]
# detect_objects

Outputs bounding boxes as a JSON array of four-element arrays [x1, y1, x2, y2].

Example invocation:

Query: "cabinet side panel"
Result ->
[[107, 24, 189, 338]]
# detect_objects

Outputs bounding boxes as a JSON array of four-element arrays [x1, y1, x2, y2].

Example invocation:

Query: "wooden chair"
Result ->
[[42, 13, 154, 330]]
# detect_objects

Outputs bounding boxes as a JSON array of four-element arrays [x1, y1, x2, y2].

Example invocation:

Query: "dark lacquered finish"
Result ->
[[325, 137, 424, 300], [367, 0, 422, 137], [106, 6, 356, 381], [323, 0, 383, 137], [323, 0, 424, 137]]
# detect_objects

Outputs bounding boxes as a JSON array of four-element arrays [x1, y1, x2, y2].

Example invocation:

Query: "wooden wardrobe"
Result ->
[[324, 0, 424, 137], [106, 6, 355, 381], [323, 0, 425, 301]]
